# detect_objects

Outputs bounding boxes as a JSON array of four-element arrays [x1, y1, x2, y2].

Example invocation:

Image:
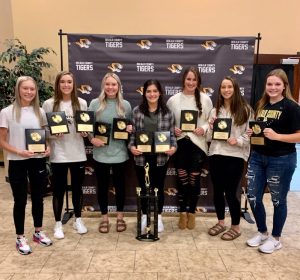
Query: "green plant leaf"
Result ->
[[0, 39, 56, 108]]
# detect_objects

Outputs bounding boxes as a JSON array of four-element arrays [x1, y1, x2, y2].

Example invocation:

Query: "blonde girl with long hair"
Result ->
[[0, 76, 52, 255], [88, 73, 132, 233]]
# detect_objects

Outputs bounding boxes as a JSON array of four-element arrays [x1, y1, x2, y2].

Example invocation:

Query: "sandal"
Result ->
[[221, 228, 241, 241], [208, 224, 226, 236], [116, 219, 127, 232], [99, 221, 110, 233]]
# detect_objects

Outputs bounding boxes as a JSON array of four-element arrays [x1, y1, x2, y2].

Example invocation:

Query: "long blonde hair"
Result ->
[[256, 69, 295, 117], [13, 76, 43, 126], [96, 73, 125, 117]]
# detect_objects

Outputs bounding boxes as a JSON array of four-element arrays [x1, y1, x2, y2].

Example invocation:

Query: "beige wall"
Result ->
[[2, 0, 300, 79], [0, 0, 13, 52]]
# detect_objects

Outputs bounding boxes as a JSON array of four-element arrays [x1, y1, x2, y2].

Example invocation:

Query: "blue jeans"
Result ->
[[247, 151, 297, 237]]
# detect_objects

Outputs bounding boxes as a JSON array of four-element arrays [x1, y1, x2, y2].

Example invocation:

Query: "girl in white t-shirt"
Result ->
[[0, 76, 53, 255], [43, 71, 88, 239]]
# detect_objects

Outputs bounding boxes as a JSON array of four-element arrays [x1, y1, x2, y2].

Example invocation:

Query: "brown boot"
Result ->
[[178, 212, 187, 229], [187, 213, 196, 230]]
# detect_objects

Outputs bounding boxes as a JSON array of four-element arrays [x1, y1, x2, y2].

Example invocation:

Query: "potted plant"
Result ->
[[0, 38, 56, 108]]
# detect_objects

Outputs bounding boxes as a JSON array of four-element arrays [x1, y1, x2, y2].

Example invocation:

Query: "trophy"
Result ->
[[46, 111, 69, 135], [180, 110, 198, 131], [136, 131, 152, 153], [249, 121, 266, 145], [212, 118, 232, 140], [75, 110, 94, 133], [154, 131, 170, 153], [136, 162, 159, 242], [113, 118, 128, 140], [25, 129, 46, 153], [94, 122, 111, 145]]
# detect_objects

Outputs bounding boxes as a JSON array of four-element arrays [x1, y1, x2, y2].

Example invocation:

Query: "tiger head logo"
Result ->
[[107, 63, 123, 72], [75, 38, 91, 48], [229, 65, 246, 75], [164, 187, 178, 196], [201, 41, 217, 50], [77, 85, 92, 94], [167, 64, 183, 74], [195, 207, 207, 213], [136, 86, 144, 95], [201, 87, 214, 96], [109, 187, 116, 195], [137, 40, 152, 49]]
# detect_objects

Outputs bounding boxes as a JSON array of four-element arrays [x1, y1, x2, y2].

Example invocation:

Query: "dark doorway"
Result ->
[[251, 64, 294, 108]]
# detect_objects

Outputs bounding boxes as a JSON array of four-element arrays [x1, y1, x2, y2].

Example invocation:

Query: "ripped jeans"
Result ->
[[247, 151, 296, 237]]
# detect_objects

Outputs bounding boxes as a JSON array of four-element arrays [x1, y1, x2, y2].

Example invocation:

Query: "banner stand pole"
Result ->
[[58, 29, 66, 71], [241, 32, 262, 224], [58, 29, 74, 224]]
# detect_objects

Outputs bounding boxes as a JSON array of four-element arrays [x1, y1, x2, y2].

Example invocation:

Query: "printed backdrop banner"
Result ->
[[68, 34, 256, 213]]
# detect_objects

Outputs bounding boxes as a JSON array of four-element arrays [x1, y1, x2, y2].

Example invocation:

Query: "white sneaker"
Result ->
[[259, 236, 282, 254], [246, 232, 268, 247], [141, 214, 147, 233], [16, 236, 32, 255], [54, 221, 64, 239], [73, 218, 87, 234], [33, 231, 53, 246], [158, 214, 164, 233]]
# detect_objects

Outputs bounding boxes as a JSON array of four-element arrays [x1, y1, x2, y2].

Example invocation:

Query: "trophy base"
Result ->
[[136, 233, 159, 242]]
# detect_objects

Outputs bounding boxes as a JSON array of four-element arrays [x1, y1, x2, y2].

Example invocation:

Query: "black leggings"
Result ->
[[175, 138, 206, 213], [51, 161, 86, 221], [9, 158, 47, 235], [94, 161, 126, 215], [135, 155, 168, 214], [209, 155, 244, 225]]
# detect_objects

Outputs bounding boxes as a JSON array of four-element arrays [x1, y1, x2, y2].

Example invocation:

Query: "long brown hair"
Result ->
[[215, 76, 251, 126], [182, 66, 202, 116], [139, 79, 169, 116], [255, 68, 295, 117], [52, 71, 81, 113]]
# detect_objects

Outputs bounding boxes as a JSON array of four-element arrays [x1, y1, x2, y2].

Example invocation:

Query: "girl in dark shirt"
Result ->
[[246, 69, 300, 254], [129, 79, 177, 233]]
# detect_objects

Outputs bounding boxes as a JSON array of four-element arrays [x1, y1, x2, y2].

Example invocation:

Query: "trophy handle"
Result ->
[[136, 187, 142, 236], [153, 188, 159, 238]]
